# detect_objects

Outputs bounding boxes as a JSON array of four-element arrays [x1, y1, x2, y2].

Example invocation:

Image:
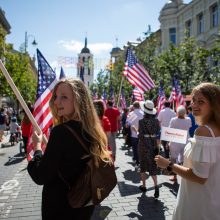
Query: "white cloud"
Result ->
[[58, 40, 113, 56]]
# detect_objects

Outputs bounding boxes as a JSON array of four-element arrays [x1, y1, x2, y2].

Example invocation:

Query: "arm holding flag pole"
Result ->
[[0, 60, 48, 144]]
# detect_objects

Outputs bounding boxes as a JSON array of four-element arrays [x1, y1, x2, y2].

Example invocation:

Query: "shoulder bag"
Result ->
[[59, 124, 117, 208]]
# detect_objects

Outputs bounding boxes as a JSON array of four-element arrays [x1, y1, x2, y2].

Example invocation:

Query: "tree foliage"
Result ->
[[0, 26, 37, 108], [92, 33, 220, 107]]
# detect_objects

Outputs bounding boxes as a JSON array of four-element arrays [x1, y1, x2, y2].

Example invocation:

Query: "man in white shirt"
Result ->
[[157, 101, 176, 158], [126, 101, 144, 167]]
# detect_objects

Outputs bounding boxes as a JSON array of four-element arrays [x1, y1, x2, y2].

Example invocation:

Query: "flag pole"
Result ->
[[116, 75, 124, 107], [0, 60, 48, 144]]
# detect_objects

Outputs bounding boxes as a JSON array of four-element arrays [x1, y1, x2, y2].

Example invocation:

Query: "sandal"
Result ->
[[139, 185, 147, 192]]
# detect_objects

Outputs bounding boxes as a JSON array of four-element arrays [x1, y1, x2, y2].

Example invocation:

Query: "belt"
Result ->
[[144, 134, 156, 138]]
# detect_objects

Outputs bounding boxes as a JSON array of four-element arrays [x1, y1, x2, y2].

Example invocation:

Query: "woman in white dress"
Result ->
[[155, 82, 220, 220]]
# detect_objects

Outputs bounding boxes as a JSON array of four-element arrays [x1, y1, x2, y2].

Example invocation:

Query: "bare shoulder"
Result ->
[[195, 126, 213, 137]]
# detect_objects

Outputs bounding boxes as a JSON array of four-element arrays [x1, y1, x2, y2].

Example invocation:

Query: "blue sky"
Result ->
[[1, 0, 191, 78]]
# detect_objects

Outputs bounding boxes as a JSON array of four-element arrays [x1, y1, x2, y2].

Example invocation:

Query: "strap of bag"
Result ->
[[63, 124, 90, 154], [58, 124, 91, 188]]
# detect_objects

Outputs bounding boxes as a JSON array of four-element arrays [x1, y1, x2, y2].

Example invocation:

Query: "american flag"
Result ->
[[59, 66, 66, 79], [109, 85, 115, 104], [157, 82, 166, 113], [169, 78, 185, 110], [120, 87, 127, 109], [92, 89, 98, 101], [123, 48, 155, 93], [132, 88, 144, 101], [169, 82, 177, 103], [174, 78, 185, 108], [27, 49, 57, 161], [101, 89, 107, 109]]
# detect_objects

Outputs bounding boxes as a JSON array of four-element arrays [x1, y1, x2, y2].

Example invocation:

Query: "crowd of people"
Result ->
[[0, 103, 33, 151], [0, 80, 219, 219]]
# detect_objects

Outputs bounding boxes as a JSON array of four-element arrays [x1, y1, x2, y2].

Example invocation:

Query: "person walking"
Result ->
[[104, 100, 120, 160], [27, 78, 112, 220], [93, 100, 111, 145], [168, 105, 191, 182], [155, 82, 220, 220], [0, 108, 6, 142], [157, 101, 176, 158], [126, 101, 144, 168], [138, 100, 160, 198], [21, 102, 33, 154], [187, 105, 198, 137]]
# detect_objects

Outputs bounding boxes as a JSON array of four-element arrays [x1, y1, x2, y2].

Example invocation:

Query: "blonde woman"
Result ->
[[28, 78, 112, 220], [155, 83, 220, 220]]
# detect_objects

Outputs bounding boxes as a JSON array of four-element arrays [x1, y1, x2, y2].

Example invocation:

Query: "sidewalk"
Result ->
[[0, 135, 178, 220]]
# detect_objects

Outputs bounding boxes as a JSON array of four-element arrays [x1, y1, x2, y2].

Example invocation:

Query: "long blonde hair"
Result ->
[[191, 82, 220, 129], [49, 78, 112, 165]]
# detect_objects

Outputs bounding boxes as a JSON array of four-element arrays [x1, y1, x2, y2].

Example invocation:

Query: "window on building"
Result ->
[[197, 13, 204, 34], [185, 20, 192, 37], [169, 27, 176, 44], [88, 81, 90, 87], [210, 4, 219, 28]]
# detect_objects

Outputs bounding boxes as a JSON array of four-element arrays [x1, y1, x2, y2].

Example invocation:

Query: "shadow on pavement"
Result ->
[[162, 181, 179, 197], [123, 169, 144, 184], [4, 152, 26, 166], [127, 194, 166, 220], [1, 142, 14, 148], [117, 181, 140, 196], [91, 205, 112, 220], [121, 145, 133, 157]]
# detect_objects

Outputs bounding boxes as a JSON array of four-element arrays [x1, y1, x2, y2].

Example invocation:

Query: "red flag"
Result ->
[[123, 48, 155, 93], [27, 49, 57, 161]]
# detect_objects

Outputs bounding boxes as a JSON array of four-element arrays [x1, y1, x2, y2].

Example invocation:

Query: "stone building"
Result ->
[[77, 37, 94, 87], [159, 0, 220, 50], [0, 8, 11, 34], [0, 8, 11, 107]]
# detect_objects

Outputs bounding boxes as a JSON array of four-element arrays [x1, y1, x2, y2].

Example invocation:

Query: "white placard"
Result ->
[[160, 127, 188, 144]]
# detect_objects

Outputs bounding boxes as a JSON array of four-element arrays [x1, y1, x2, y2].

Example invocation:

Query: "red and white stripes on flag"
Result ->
[[120, 88, 127, 109], [27, 49, 57, 161], [157, 82, 166, 113], [123, 48, 155, 93], [168, 87, 176, 103], [132, 88, 144, 102], [169, 78, 185, 111]]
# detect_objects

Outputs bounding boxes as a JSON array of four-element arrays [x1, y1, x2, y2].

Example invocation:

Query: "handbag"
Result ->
[[60, 124, 117, 208]]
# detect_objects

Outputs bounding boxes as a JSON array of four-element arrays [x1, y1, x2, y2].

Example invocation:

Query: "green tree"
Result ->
[[0, 27, 37, 107]]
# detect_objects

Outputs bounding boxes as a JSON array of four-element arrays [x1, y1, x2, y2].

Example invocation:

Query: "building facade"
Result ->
[[77, 37, 94, 87], [0, 8, 11, 34], [159, 0, 220, 50]]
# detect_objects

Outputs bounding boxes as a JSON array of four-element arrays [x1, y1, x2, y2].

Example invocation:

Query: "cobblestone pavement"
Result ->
[[0, 133, 179, 220]]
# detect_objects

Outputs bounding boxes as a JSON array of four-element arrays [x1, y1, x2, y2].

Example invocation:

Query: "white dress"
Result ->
[[173, 125, 220, 220]]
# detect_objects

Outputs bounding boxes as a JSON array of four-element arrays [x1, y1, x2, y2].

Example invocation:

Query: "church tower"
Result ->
[[77, 37, 94, 87]]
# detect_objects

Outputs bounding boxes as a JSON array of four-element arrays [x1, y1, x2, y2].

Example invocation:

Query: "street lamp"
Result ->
[[24, 31, 37, 53]]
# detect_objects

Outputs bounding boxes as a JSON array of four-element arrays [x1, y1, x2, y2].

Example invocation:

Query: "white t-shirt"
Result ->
[[173, 126, 220, 220], [126, 108, 144, 138], [157, 108, 176, 127]]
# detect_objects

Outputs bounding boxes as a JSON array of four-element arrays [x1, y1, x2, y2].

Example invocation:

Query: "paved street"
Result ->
[[0, 133, 179, 220]]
